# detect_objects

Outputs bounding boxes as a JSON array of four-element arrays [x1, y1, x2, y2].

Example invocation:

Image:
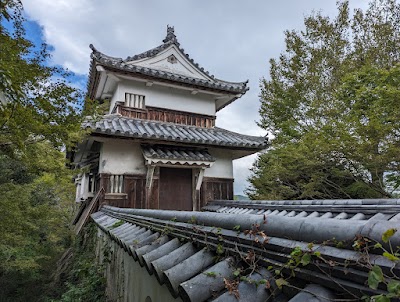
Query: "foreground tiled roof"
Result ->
[[88, 27, 248, 95], [84, 114, 267, 150], [202, 199, 400, 221], [91, 203, 400, 301]]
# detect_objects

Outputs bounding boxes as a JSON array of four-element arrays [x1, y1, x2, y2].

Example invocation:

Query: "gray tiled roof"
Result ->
[[88, 26, 249, 95], [84, 114, 267, 149], [141, 145, 215, 162], [202, 199, 400, 221], [91, 204, 400, 301]]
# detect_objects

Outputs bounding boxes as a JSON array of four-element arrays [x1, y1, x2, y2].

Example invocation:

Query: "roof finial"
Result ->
[[163, 25, 180, 46], [89, 44, 98, 53]]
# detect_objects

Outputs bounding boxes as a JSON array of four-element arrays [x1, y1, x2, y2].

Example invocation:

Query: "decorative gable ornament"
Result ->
[[167, 54, 178, 64]]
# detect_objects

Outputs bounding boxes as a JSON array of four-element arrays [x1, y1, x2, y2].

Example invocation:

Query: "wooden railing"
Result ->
[[74, 187, 105, 235], [114, 103, 215, 128]]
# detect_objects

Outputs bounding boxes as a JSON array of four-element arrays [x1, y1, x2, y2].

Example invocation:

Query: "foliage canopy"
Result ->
[[248, 0, 400, 199], [0, 1, 87, 300], [0, 0, 83, 153]]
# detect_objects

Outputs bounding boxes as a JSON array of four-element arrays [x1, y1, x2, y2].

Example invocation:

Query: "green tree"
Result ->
[[248, 0, 400, 199], [0, 146, 76, 300], [329, 65, 400, 195], [0, 0, 83, 153], [0, 1, 87, 300]]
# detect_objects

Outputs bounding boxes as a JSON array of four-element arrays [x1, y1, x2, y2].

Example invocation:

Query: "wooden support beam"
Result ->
[[196, 168, 205, 191], [192, 168, 205, 211], [145, 165, 155, 208]]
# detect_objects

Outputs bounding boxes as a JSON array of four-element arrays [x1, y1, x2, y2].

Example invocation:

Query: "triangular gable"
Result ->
[[125, 45, 212, 80], [87, 26, 249, 101]]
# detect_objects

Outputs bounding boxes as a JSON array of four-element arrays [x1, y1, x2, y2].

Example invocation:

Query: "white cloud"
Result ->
[[23, 0, 369, 194]]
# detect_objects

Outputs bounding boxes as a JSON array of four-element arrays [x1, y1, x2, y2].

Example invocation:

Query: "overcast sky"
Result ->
[[23, 0, 368, 195]]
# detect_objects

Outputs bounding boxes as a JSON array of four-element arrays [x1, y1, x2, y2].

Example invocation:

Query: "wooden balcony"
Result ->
[[113, 103, 216, 128]]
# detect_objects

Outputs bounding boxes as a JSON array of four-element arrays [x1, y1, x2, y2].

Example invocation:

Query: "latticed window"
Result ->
[[125, 93, 145, 109]]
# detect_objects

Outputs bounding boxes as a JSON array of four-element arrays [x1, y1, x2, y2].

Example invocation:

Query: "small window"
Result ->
[[125, 93, 145, 109]]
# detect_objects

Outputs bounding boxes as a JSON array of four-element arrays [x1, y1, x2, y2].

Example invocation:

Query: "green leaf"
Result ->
[[204, 271, 217, 278], [275, 278, 288, 289], [382, 252, 399, 262], [109, 220, 124, 229], [300, 253, 311, 266], [370, 294, 390, 302], [382, 228, 397, 243], [387, 280, 400, 295], [216, 244, 224, 255], [374, 243, 383, 249], [368, 265, 384, 290]]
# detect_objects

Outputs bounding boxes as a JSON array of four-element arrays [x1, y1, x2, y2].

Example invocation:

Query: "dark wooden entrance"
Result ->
[[159, 167, 192, 210]]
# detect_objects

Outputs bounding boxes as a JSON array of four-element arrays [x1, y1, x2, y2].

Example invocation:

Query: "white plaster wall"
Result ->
[[79, 176, 85, 200], [97, 230, 182, 302], [97, 138, 234, 179], [204, 148, 233, 179], [81, 174, 88, 199], [110, 81, 216, 116], [75, 182, 81, 202], [109, 83, 121, 113], [99, 139, 146, 174], [75, 173, 96, 202]]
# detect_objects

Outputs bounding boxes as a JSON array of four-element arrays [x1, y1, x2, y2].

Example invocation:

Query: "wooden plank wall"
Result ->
[[199, 177, 234, 209], [99, 174, 233, 210], [99, 173, 159, 209], [124, 175, 146, 208], [117, 105, 215, 128]]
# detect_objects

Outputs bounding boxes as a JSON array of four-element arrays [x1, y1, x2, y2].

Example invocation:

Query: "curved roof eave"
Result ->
[[83, 114, 268, 151]]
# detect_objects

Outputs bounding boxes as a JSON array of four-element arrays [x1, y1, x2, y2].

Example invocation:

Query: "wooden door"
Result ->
[[159, 168, 192, 211]]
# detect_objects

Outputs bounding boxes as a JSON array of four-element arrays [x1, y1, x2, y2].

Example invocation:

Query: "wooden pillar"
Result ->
[[99, 173, 110, 192]]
